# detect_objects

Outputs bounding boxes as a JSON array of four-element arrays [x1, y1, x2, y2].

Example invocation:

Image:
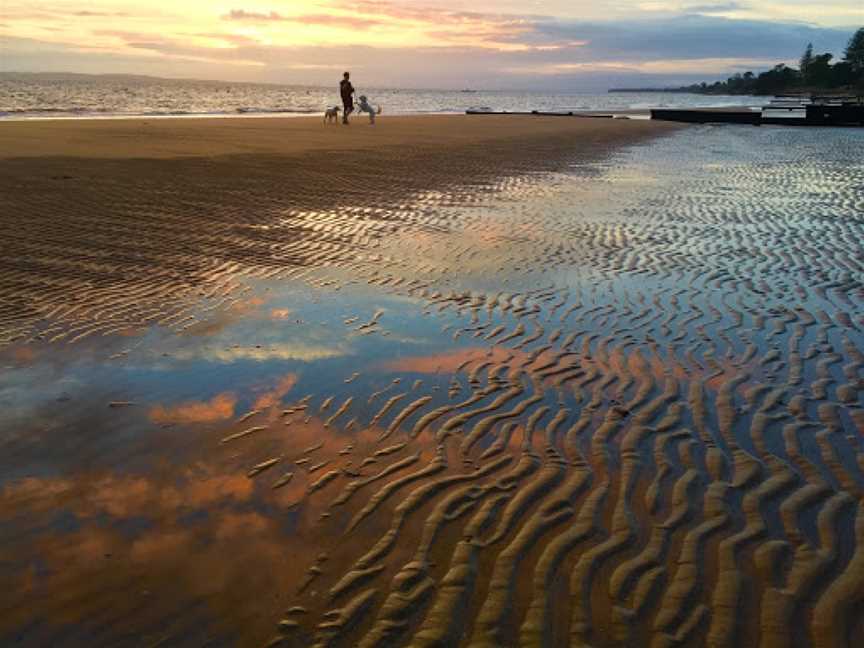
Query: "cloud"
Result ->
[[192, 32, 262, 46], [223, 9, 382, 29], [74, 11, 129, 18], [223, 9, 286, 22], [287, 14, 384, 29], [172, 343, 348, 363], [149, 392, 237, 425], [334, 1, 525, 24], [686, 2, 748, 13], [381, 346, 529, 374], [520, 15, 851, 61], [1, 3, 859, 90], [252, 373, 299, 409]]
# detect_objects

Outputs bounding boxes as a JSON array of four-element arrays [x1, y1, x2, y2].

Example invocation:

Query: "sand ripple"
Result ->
[[3, 124, 863, 646], [256, 128, 863, 647]]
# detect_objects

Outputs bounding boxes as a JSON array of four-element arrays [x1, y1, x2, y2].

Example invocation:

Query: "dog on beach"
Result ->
[[324, 106, 340, 124], [356, 96, 382, 124]]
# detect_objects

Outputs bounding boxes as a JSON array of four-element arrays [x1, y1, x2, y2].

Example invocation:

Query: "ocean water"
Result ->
[[0, 74, 765, 120]]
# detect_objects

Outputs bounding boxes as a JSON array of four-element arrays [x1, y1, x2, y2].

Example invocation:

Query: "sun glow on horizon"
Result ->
[[2, 1, 541, 53]]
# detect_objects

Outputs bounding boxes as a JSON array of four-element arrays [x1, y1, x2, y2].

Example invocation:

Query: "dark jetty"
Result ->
[[652, 96, 864, 127]]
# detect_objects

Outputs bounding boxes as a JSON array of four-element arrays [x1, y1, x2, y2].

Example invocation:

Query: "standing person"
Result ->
[[340, 72, 355, 124]]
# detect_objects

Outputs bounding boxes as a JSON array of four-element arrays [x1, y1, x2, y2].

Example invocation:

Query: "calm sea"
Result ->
[[0, 74, 765, 120]]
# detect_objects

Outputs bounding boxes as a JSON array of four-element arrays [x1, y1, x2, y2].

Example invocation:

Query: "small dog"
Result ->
[[324, 106, 340, 124], [356, 95, 382, 124]]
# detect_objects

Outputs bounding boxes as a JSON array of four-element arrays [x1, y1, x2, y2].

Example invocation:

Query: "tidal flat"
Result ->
[[1, 117, 863, 647]]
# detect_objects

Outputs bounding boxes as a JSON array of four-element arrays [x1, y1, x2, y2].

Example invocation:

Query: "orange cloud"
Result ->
[[223, 9, 383, 29], [10, 345, 37, 364], [129, 529, 194, 562], [0, 470, 300, 643], [149, 392, 237, 425], [381, 346, 524, 374], [253, 373, 299, 409]]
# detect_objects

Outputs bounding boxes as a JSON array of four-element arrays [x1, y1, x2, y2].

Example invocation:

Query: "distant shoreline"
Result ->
[[1, 72, 768, 121], [609, 88, 748, 94], [610, 88, 768, 96], [610, 87, 861, 97]]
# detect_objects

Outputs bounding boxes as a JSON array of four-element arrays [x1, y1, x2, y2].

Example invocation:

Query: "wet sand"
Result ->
[[0, 113, 670, 158], [0, 115, 675, 348], [1, 117, 863, 648]]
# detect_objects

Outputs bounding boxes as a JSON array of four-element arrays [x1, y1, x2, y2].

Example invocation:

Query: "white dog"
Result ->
[[323, 106, 340, 124], [356, 95, 382, 124]]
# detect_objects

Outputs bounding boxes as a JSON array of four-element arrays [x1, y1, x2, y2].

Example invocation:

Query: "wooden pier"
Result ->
[[651, 97, 864, 127], [465, 98, 864, 127], [648, 109, 760, 125]]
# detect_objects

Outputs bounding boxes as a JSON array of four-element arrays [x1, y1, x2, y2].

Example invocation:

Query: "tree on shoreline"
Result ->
[[800, 43, 814, 81], [659, 28, 863, 95], [846, 28, 864, 73], [806, 52, 835, 87]]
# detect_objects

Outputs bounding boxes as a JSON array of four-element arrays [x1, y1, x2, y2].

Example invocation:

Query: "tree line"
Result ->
[[676, 27, 864, 95]]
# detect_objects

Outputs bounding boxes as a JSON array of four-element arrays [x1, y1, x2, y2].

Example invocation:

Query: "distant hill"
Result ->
[[0, 71, 280, 88], [609, 88, 716, 94]]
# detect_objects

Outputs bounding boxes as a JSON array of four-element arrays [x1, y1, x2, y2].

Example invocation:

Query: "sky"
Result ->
[[2, 1, 862, 90]]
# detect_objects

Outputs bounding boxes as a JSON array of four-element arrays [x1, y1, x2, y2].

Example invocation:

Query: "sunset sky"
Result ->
[[2, 1, 862, 89]]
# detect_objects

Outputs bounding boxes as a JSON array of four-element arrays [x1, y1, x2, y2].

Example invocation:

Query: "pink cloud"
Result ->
[[223, 9, 382, 29]]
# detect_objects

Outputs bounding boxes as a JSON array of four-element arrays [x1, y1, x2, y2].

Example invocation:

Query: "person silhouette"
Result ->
[[340, 72, 355, 124]]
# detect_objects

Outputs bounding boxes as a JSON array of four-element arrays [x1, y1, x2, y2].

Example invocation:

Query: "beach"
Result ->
[[0, 115, 676, 350], [1, 115, 863, 648], [0, 113, 671, 157]]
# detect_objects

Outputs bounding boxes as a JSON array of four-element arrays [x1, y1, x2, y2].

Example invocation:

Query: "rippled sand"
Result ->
[[1, 117, 863, 647]]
